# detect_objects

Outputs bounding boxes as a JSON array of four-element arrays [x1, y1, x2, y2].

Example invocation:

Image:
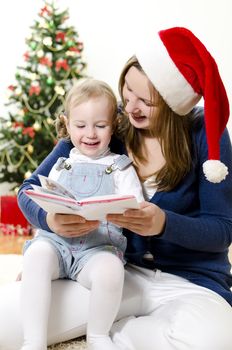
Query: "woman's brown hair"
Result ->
[[117, 56, 193, 191]]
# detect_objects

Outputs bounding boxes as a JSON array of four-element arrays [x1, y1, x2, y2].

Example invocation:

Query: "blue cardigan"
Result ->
[[18, 107, 232, 305]]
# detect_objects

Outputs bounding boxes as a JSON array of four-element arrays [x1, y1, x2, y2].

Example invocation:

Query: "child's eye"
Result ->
[[96, 125, 106, 128], [76, 125, 85, 128]]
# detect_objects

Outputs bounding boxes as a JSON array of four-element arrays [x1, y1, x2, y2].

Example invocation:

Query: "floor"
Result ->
[[0, 234, 30, 254]]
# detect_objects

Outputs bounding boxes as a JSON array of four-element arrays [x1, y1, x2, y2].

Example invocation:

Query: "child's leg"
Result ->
[[20, 240, 60, 350], [77, 252, 124, 350]]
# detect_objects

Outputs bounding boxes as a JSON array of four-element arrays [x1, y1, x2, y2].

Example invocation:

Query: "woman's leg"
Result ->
[[111, 267, 232, 350], [0, 265, 144, 349], [77, 252, 124, 350], [20, 240, 60, 350]]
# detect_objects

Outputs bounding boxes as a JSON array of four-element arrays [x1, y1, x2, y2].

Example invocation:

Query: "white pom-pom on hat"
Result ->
[[203, 160, 228, 183], [136, 27, 230, 183]]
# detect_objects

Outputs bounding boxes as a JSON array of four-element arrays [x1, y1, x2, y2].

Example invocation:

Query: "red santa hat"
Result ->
[[136, 27, 230, 183]]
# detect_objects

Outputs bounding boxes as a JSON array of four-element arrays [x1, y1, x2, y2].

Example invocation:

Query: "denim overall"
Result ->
[[24, 160, 127, 280]]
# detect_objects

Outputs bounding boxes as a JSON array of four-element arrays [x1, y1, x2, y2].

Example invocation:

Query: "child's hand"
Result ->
[[46, 213, 100, 237]]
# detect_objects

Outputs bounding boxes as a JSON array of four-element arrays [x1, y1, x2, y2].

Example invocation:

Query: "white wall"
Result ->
[[0, 0, 232, 193]]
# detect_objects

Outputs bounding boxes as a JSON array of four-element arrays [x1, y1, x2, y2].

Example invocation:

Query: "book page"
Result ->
[[38, 174, 76, 199]]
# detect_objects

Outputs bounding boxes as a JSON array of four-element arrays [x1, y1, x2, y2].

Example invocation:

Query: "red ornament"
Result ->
[[56, 32, 66, 42], [22, 127, 35, 138], [39, 56, 52, 67], [69, 47, 80, 53], [29, 85, 41, 96], [23, 51, 30, 61], [55, 59, 69, 71], [40, 5, 51, 17], [8, 85, 16, 91], [13, 122, 24, 128]]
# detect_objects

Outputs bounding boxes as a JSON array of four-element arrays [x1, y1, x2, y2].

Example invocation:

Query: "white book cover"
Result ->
[[24, 175, 139, 220]]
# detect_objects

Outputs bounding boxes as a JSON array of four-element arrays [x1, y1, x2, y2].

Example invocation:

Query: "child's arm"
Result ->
[[17, 139, 73, 230], [114, 164, 145, 203]]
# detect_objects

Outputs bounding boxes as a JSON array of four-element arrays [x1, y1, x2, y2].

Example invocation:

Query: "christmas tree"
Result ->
[[0, 1, 86, 191]]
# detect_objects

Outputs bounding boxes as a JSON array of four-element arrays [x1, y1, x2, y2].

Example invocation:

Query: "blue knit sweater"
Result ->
[[18, 107, 232, 305]]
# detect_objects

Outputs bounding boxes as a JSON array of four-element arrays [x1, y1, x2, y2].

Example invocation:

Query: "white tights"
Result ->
[[20, 240, 124, 350]]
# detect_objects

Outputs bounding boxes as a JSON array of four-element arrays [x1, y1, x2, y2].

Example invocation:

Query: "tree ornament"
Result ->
[[15, 87, 22, 96], [7, 165, 16, 173], [46, 77, 54, 85], [37, 50, 44, 58], [46, 117, 53, 125], [39, 56, 52, 67], [23, 52, 30, 61], [27, 144, 34, 154], [43, 37, 52, 46], [29, 73, 39, 81], [30, 41, 37, 50], [29, 83, 41, 96], [24, 170, 32, 179], [49, 20, 55, 29], [33, 121, 41, 131], [55, 59, 69, 71], [67, 40, 75, 47], [56, 32, 66, 42], [54, 86, 65, 95]]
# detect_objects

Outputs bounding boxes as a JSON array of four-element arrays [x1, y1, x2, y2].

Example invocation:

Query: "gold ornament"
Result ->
[[46, 117, 53, 125], [33, 121, 41, 131], [24, 170, 32, 179], [54, 86, 65, 95], [27, 144, 34, 154]]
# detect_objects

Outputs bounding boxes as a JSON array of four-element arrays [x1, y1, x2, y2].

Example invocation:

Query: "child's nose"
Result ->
[[86, 127, 96, 138]]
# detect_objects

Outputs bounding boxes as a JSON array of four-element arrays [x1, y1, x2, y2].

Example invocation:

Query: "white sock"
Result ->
[[20, 240, 59, 350], [88, 334, 120, 350]]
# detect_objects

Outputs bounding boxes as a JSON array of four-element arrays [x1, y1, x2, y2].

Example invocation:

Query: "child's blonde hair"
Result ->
[[56, 78, 118, 139]]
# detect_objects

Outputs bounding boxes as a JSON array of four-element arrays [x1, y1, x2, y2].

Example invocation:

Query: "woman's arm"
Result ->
[[108, 126, 232, 252]]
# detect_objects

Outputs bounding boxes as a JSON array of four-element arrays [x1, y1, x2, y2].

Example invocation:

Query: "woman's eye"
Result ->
[[145, 102, 154, 107], [141, 99, 154, 107]]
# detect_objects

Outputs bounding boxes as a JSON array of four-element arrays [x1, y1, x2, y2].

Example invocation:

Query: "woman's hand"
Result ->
[[46, 213, 100, 237], [107, 201, 166, 236]]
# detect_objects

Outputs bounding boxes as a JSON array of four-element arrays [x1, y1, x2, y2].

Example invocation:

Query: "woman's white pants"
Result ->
[[0, 264, 231, 350]]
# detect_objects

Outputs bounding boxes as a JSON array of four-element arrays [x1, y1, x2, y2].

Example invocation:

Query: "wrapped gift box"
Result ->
[[0, 196, 31, 236]]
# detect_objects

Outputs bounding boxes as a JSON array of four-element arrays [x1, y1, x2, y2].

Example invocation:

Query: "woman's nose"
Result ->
[[125, 99, 139, 113]]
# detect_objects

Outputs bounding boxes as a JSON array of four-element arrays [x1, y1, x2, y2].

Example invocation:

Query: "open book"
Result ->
[[24, 175, 139, 220]]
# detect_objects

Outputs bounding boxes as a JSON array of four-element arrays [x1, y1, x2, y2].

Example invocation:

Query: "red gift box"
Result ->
[[0, 195, 31, 236]]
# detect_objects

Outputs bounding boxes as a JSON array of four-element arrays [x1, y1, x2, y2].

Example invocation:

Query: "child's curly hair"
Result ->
[[55, 78, 118, 139]]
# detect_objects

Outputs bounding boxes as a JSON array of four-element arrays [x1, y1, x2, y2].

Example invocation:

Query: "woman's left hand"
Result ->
[[107, 201, 166, 236]]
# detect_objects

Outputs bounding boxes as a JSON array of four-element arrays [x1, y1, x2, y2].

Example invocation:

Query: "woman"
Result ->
[[0, 27, 232, 350]]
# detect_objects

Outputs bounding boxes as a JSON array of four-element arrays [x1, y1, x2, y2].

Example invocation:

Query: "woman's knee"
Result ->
[[112, 294, 232, 350]]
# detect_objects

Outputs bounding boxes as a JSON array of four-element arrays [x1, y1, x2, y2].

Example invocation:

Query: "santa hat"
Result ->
[[136, 27, 230, 183]]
